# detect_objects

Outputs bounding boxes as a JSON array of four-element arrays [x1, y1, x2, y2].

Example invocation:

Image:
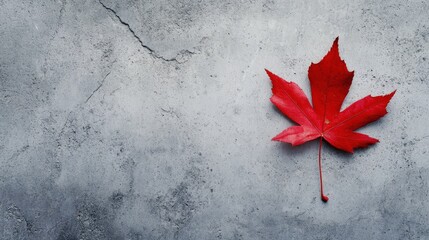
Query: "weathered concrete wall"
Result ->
[[0, 0, 428, 239]]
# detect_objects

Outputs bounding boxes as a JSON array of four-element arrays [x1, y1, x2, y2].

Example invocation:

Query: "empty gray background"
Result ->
[[1, 0, 428, 239]]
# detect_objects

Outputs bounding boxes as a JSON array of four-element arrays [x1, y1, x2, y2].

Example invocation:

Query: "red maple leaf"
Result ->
[[266, 37, 395, 202]]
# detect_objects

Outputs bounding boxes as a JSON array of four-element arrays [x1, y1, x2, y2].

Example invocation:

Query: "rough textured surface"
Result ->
[[0, 0, 428, 239]]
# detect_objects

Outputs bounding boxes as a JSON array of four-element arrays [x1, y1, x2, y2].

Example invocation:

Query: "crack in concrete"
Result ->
[[57, 69, 113, 144], [98, 0, 195, 64], [85, 71, 111, 103], [161, 107, 180, 118]]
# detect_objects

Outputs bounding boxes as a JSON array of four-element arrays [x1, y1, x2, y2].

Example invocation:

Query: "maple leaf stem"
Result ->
[[318, 137, 329, 202]]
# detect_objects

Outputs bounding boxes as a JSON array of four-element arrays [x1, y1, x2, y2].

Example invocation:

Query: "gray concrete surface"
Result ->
[[0, 0, 428, 239]]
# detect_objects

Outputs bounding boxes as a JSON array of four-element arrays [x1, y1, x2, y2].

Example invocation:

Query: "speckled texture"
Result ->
[[0, 0, 428, 239]]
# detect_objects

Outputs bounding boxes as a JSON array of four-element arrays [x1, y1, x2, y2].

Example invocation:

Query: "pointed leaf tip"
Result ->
[[388, 90, 396, 98], [331, 37, 339, 53]]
